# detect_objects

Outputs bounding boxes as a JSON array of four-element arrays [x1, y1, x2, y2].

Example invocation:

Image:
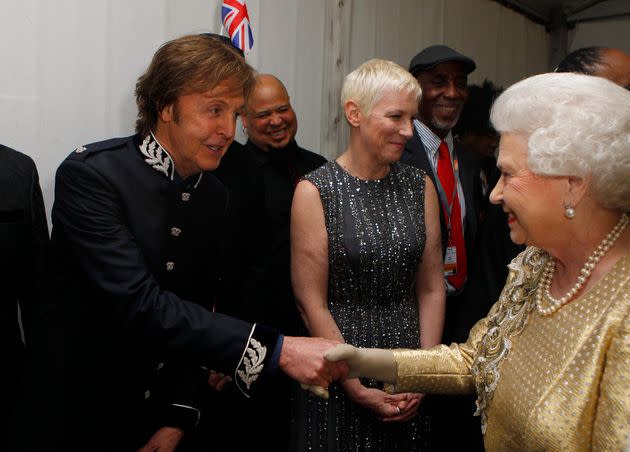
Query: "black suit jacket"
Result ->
[[42, 135, 280, 451], [214, 140, 326, 335], [401, 128, 480, 268], [0, 145, 48, 368], [205, 140, 326, 451], [459, 157, 524, 336], [0, 145, 48, 449]]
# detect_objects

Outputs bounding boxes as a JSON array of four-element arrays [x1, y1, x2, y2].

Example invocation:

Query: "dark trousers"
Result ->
[[184, 374, 293, 452], [426, 393, 484, 451], [428, 295, 485, 451]]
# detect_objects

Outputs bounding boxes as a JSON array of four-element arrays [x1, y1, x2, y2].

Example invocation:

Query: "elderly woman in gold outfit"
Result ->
[[326, 72, 630, 451]]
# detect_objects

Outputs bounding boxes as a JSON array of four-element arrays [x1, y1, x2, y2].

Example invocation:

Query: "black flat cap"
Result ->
[[409, 45, 476, 76]]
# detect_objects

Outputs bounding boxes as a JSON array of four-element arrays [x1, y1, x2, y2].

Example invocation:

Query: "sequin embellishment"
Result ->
[[471, 247, 547, 432]]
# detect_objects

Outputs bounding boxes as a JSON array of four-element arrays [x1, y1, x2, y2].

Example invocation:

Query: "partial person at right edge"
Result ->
[[555, 46, 630, 89]]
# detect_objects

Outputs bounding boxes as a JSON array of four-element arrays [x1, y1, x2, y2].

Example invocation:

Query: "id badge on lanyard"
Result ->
[[444, 235, 457, 276], [431, 152, 460, 278]]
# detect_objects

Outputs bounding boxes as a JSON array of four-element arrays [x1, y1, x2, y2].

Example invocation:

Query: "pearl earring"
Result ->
[[564, 203, 576, 219]]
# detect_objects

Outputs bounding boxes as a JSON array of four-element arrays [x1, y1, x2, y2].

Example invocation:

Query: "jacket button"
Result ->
[[181, 192, 191, 201], [166, 261, 175, 271], [170, 227, 182, 237]]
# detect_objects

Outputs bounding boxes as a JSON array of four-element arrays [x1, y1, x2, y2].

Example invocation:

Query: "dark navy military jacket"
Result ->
[[44, 134, 279, 450]]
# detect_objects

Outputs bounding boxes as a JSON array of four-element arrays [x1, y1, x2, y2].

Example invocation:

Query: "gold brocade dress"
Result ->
[[390, 247, 630, 451]]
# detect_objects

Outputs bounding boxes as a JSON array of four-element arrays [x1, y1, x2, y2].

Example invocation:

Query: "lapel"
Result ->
[[402, 129, 448, 251], [454, 144, 479, 247], [402, 128, 434, 180]]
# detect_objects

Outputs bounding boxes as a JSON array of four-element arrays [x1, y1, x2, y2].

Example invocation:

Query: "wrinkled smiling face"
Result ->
[[243, 82, 298, 151], [156, 77, 244, 177], [490, 133, 569, 248], [417, 61, 469, 136]]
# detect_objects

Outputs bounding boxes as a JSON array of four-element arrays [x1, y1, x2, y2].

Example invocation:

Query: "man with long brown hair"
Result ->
[[41, 34, 346, 451]]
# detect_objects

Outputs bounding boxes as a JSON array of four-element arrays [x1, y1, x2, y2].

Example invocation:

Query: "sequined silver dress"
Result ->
[[292, 161, 429, 451]]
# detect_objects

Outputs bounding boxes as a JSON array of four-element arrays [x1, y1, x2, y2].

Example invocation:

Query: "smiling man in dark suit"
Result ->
[[206, 73, 326, 452], [401, 45, 483, 451], [402, 45, 480, 338]]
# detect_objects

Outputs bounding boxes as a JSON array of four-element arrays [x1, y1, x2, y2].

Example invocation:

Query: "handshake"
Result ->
[[281, 338, 397, 399]]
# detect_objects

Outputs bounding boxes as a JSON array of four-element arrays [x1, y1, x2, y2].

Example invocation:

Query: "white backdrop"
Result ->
[[1, 0, 232, 217], [569, 17, 630, 54], [347, 0, 550, 87], [322, 0, 551, 159], [1, 0, 551, 220]]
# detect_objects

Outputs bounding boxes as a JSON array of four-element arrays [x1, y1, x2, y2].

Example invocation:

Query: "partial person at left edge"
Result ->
[[35, 34, 347, 452], [0, 145, 48, 451]]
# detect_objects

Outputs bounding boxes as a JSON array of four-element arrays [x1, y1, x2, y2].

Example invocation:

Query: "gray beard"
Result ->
[[430, 114, 460, 132]]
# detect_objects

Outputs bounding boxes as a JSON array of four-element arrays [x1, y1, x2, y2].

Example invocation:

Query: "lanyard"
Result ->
[[428, 147, 460, 237]]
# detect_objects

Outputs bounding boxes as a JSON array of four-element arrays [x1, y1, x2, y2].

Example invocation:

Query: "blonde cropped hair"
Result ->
[[491, 72, 630, 211], [341, 59, 421, 116]]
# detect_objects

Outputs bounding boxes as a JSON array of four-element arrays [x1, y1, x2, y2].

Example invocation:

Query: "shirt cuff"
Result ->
[[269, 334, 284, 374]]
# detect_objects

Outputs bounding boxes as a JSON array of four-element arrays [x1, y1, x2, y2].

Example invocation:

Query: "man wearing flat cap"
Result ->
[[401, 44, 484, 451]]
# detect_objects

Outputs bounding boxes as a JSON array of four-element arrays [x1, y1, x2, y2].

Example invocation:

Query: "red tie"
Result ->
[[437, 141, 467, 290]]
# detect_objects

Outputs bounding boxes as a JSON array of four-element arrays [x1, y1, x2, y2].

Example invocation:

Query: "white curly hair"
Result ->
[[491, 72, 630, 211]]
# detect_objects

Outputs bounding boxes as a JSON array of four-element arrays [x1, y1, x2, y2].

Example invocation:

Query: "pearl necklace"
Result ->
[[535, 213, 629, 316]]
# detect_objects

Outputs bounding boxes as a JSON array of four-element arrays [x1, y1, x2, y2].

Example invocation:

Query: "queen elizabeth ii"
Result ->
[[326, 72, 630, 451]]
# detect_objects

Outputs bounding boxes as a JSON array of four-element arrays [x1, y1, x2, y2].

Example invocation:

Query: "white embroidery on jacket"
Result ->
[[235, 325, 267, 397], [139, 133, 174, 179]]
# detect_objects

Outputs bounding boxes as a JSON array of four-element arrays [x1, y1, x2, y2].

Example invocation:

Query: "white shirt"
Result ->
[[413, 119, 467, 295], [413, 118, 466, 225]]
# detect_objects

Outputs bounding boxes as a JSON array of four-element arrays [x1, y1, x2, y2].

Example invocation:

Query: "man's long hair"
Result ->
[[135, 34, 254, 137]]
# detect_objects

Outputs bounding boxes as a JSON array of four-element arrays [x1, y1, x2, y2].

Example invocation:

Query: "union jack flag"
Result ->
[[221, 0, 254, 54]]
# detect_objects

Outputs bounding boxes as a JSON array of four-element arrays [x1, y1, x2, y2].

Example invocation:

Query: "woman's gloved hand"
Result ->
[[324, 344, 397, 383]]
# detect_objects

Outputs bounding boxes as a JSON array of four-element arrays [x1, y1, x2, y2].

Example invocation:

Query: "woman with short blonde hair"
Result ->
[[291, 59, 444, 450]]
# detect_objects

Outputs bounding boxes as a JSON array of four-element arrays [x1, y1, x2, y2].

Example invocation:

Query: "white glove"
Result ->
[[324, 344, 397, 383]]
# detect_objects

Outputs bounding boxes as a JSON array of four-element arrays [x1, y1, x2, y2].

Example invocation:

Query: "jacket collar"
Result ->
[[247, 139, 299, 167], [138, 132, 176, 180]]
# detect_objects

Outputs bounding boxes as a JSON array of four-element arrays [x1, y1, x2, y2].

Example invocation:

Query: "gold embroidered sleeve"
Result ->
[[592, 305, 630, 451], [389, 310, 492, 394]]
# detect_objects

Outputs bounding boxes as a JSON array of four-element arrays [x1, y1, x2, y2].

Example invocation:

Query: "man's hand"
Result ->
[[280, 336, 349, 398], [137, 426, 184, 452], [207, 370, 232, 392]]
